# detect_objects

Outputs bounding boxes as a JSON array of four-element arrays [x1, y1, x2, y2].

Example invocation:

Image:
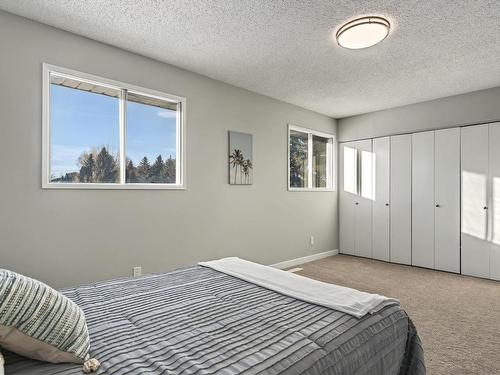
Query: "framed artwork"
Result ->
[[228, 131, 253, 185]]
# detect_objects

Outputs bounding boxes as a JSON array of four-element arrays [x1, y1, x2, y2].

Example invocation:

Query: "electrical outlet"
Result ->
[[133, 266, 142, 278], [310, 236, 314, 246]]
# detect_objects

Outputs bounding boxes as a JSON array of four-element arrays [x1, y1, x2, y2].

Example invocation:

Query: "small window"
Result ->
[[288, 125, 335, 191], [289, 130, 309, 188], [43, 64, 185, 189]]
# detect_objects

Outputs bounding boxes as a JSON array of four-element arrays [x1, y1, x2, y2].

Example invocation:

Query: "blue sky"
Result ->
[[50, 85, 177, 177]]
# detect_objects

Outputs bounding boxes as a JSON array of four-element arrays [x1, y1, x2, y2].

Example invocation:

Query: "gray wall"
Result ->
[[0, 11, 337, 288], [338, 87, 500, 142]]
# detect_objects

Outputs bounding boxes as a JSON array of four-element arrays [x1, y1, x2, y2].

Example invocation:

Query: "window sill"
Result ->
[[42, 183, 186, 190], [288, 187, 336, 192]]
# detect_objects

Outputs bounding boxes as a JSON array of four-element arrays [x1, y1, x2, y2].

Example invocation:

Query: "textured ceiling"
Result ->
[[0, 0, 499, 118]]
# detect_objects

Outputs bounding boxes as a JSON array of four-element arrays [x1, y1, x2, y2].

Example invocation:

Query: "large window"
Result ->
[[43, 64, 185, 189], [288, 125, 335, 191]]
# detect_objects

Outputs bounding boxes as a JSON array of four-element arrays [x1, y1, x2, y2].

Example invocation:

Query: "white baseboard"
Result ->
[[270, 249, 338, 270]]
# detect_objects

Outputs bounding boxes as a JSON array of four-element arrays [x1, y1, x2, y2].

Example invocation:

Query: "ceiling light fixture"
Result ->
[[336, 16, 390, 49]]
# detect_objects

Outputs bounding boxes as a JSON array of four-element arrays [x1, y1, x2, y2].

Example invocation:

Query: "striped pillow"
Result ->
[[0, 269, 99, 372]]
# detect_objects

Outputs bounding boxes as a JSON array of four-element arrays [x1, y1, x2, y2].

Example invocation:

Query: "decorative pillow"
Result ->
[[0, 269, 99, 373]]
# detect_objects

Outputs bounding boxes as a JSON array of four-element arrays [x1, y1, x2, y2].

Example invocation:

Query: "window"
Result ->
[[288, 125, 335, 191], [42, 64, 185, 189], [289, 130, 309, 188]]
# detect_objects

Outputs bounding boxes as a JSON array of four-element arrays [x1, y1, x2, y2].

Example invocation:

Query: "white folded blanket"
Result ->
[[199, 257, 399, 318]]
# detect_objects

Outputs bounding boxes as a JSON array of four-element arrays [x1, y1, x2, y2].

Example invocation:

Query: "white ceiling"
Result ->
[[1, 0, 499, 118]]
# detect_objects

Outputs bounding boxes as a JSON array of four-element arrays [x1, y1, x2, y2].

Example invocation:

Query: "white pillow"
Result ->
[[0, 348, 4, 375]]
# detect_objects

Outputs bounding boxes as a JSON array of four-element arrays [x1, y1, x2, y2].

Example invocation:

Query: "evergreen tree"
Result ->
[[126, 159, 138, 183], [137, 156, 151, 182], [162, 156, 176, 183], [79, 153, 96, 182], [95, 147, 118, 183], [150, 155, 165, 183], [55, 172, 79, 183]]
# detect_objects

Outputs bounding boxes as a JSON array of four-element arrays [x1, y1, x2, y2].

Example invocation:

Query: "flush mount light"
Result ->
[[336, 16, 390, 49]]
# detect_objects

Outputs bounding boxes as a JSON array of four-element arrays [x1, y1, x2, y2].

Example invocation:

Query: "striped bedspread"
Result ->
[[4, 266, 425, 374]]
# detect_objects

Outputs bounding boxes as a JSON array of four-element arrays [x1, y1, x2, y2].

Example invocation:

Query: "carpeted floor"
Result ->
[[295, 255, 500, 375]]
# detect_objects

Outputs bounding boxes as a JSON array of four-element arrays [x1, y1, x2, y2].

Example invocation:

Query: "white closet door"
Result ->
[[412, 131, 435, 269], [339, 142, 357, 255], [372, 137, 390, 261], [461, 125, 489, 278], [390, 135, 412, 265], [434, 128, 460, 273], [355, 139, 373, 258], [488, 122, 500, 280]]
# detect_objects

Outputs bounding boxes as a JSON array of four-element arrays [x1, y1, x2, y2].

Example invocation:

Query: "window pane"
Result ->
[[343, 146, 357, 194], [126, 92, 178, 184], [313, 135, 331, 188], [49, 75, 120, 183], [289, 130, 309, 188], [361, 150, 375, 200]]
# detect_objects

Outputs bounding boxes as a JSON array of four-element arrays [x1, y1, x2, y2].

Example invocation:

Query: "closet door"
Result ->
[[390, 135, 412, 265], [461, 125, 489, 278], [488, 122, 500, 280], [434, 128, 460, 273], [412, 131, 435, 269], [339, 142, 357, 255], [355, 139, 373, 258], [372, 137, 390, 261]]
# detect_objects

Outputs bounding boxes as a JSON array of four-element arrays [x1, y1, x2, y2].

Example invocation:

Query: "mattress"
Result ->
[[4, 266, 425, 374]]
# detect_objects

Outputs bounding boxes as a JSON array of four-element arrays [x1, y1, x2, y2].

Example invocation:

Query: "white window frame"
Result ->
[[287, 124, 336, 192], [42, 63, 186, 190]]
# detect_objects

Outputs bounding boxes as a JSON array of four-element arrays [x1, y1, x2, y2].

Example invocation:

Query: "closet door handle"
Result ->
[[483, 206, 488, 210], [355, 202, 359, 205], [385, 203, 389, 206], [435, 204, 440, 208]]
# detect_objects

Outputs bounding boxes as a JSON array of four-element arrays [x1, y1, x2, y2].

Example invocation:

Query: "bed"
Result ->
[[4, 261, 425, 374]]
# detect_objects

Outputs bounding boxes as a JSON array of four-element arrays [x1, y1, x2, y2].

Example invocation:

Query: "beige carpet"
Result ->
[[295, 255, 500, 375]]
